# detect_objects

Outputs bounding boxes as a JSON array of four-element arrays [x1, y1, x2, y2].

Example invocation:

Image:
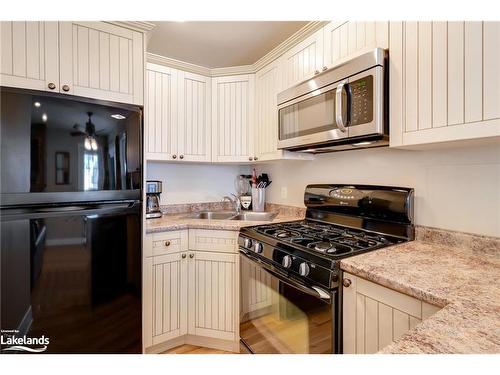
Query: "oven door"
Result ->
[[240, 251, 337, 354]]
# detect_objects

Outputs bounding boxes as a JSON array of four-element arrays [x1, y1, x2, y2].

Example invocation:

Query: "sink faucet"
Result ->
[[222, 194, 241, 213]]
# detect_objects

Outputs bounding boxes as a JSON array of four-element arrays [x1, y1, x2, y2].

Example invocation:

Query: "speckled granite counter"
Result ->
[[146, 202, 305, 234], [340, 227, 500, 354]]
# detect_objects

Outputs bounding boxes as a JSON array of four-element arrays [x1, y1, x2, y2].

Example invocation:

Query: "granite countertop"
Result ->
[[146, 212, 301, 233], [340, 227, 500, 354], [146, 202, 306, 234]]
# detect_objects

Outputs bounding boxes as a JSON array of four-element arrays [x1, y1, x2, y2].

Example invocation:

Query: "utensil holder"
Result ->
[[251, 187, 266, 212]]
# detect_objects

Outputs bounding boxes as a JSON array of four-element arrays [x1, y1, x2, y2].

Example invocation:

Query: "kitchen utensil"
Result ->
[[251, 187, 265, 211]]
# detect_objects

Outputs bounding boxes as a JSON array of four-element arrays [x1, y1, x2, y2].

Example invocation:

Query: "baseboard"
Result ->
[[185, 335, 240, 353], [145, 336, 186, 354], [145, 335, 240, 354]]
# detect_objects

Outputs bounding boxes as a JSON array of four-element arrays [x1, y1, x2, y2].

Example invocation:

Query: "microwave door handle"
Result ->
[[335, 82, 348, 132]]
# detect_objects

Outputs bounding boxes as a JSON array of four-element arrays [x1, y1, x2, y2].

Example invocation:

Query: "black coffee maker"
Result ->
[[146, 180, 162, 219]]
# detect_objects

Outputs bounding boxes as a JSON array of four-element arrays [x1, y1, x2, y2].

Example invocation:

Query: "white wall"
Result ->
[[146, 162, 250, 205], [260, 142, 500, 237]]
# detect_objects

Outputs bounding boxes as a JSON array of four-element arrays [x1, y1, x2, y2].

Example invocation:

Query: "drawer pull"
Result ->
[[181, 253, 186, 259], [189, 253, 194, 258], [164, 240, 171, 247], [343, 278, 352, 288]]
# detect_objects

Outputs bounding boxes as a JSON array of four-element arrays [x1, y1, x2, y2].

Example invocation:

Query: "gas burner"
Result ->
[[275, 229, 301, 239], [308, 241, 353, 255], [290, 237, 316, 247]]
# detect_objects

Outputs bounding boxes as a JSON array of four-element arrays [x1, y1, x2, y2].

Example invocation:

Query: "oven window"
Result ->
[[278, 89, 339, 140], [240, 256, 333, 354]]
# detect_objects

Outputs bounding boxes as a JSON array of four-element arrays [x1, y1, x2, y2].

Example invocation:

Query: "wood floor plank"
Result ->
[[161, 344, 242, 354]]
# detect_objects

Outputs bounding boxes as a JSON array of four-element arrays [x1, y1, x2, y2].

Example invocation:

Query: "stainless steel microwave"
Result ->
[[277, 48, 388, 153]]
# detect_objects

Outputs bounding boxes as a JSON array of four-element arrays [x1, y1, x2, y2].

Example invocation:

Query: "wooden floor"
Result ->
[[161, 344, 240, 354]]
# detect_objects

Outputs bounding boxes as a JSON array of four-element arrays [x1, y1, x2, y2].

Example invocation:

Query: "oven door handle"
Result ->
[[240, 250, 331, 301]]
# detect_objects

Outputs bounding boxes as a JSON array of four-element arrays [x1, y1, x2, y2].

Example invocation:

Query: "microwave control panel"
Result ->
[[350, 75, 373, 126]]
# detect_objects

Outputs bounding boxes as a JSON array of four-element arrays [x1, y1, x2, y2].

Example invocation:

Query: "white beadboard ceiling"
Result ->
[[147, 21, 309, 68]]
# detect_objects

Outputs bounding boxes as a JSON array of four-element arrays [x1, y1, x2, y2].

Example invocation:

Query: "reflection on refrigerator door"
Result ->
[[0, 206, 141, 353]]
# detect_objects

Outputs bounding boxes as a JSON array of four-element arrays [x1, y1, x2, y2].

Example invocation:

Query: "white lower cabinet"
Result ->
[[144, 252, 188, 348], [342, 272, 441, 354], [187, 251, 238, 341], [144, 229, 239, 353]]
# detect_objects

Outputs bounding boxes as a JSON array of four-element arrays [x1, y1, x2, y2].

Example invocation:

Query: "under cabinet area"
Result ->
[[0, 21, 145, 105], [143, 229, 240, 353], [342, 272, 441, 354]]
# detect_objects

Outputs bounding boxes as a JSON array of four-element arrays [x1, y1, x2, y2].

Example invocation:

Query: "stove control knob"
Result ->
[[298, 262, 310, 277], [282, 255, 293, 268], [243, 238, 253, 249], [253, 242, 263, 254]]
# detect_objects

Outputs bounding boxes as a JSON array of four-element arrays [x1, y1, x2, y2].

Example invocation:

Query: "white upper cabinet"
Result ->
[[255, 59, 281, 161], [177, 71, 211, 162], [145, 64, 211, 162], [1, 21, 145, 105], [0, 21, 59, 92], [211, 74, 255, 162], [58, 22, 144, 105], [390, 21, 500, 147], [145, 64, 177, 161], [323, 21, 389, 69], [281, 28, 324, 88]]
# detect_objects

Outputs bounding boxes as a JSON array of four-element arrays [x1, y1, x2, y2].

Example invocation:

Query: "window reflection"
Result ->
[[83, 153, 99, 191]]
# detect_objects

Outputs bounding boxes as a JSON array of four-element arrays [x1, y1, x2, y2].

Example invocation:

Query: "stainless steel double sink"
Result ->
[[184, 210, 277, 221]]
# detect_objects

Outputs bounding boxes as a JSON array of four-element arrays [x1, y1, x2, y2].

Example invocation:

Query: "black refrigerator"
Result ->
[[0, 87, 143, 353]]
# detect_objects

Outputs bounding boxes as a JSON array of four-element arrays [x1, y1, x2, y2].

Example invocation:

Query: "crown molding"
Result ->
[[146, 21, 329, 77], [253, 21, 328, 71], [108, 21, 156, 34], [147, 53, 211, 76]]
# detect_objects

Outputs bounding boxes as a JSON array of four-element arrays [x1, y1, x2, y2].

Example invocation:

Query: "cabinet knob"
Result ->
[[249, 157, 253, 161], [314, 70, 320, 75], [189, 253, 194, 258], [179, 155, 184, 160], [322, 66, 328, 71], [181, 253, 187, 259], [342, 278, 352, 288], [62, 84, 70, 92], [47, 82, 56, 90], [172, 154, 177, 159], [164, 240, 171, 247], [253, 156, 258, 161]]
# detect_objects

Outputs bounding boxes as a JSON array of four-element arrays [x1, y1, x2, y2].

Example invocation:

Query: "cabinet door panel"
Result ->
[[483, 21, 500, 120], [145, 64, 177, 160], [0, 21, 59, 91], [323, 21, 389, 69], [281, 29, 323, 88], [211, 75, 254, 162], [255, 61, 281, 160], [188, 251, 238, 341], [342, 273, 440, 354], [178, 71, 211, 162], [391, 21, 500, 147], [144, 253, 187, 348], [59, 21, 144, 105]]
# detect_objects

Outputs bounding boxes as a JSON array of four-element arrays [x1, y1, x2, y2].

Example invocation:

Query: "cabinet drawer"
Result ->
[[145, 230, 188, 257], [188, 229, 239, 253]]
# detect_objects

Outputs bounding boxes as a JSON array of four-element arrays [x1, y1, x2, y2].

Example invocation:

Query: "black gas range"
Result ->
[[239, 184, 414, 354]]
